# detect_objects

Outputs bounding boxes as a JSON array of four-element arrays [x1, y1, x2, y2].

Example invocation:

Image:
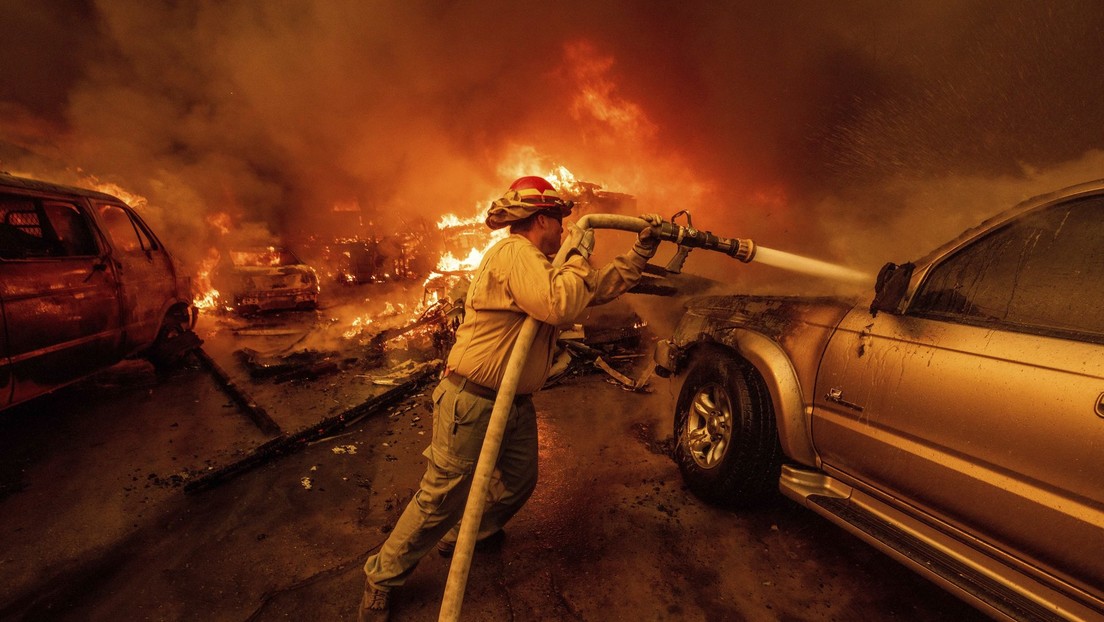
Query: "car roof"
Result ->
[[0, 172, 125, 203], [914, 177, 1104, 268]]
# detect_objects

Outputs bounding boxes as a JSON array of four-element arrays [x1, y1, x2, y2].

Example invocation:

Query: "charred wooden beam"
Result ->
[[183, 364, 440, 494], [193, 347, 282, 436]]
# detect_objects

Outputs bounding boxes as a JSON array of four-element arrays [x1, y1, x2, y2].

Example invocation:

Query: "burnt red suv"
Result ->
[[0, 173, 196, 411]]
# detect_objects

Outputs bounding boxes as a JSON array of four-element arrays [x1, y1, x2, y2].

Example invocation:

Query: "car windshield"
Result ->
[[230, 248, 299, 267]]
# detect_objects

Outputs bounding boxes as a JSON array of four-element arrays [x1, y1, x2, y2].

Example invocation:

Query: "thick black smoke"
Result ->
[[2, 1, 1103, 275]]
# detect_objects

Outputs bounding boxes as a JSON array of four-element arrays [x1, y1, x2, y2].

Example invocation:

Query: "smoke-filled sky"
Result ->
[[2, 0, 1104, 279]]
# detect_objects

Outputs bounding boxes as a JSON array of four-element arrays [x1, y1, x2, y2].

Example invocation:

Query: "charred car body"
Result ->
[[0, 173, 196, 411], [215, 246, 319, 315], [655, 181, 1103, 621]]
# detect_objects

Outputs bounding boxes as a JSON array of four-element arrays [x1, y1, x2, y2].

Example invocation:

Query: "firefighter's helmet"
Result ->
[[486, 176, 573, 230]]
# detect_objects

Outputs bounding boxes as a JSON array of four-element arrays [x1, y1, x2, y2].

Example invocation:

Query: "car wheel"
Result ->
[[147, 308, 200, 371], [673, 347, 782, 508]]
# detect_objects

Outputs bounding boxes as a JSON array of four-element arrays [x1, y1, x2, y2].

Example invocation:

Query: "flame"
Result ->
[[80, 175, 149, 209], [544, 165, 583, 195], [436, 213, 476, 228], [231, 246, 288, 267], [192, 247, 222, 310], [193, 287, 221, 311], [343, 314, 374, 339]]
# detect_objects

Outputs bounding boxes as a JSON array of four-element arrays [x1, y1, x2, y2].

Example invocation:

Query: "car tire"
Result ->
[[673, 347, 782, 508], [147, 308, 199, 371]]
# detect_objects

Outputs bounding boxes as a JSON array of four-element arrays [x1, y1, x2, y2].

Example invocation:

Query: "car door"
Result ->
[[92, 202, 176, 353], [812, 194, 1104, 597], [0, 193, 124, 407]]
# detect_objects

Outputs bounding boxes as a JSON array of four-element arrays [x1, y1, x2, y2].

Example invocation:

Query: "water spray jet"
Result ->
[[751, 246, 870, 284]]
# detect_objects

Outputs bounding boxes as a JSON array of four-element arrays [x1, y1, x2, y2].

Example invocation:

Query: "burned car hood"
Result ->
[[233, 265, 313, 276]]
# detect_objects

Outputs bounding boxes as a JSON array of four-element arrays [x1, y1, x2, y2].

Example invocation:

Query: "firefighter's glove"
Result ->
[[569, 226, 595, 260], [633, 213, 663, 259]]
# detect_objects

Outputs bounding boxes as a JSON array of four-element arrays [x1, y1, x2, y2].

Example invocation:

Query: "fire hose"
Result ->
[[438, 213, 754, 622]]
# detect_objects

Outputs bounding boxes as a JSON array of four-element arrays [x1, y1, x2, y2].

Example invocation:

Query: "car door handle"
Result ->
[[1097, 392, 1104, 418], [826, 387, 864, 413]]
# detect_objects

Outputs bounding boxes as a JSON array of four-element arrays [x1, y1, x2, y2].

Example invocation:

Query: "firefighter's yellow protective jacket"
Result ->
[[446, 233, 647, 395]]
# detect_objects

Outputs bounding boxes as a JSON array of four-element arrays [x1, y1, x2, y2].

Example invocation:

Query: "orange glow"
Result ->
[[207, 212, 232, 235], [564, 41, 657, 142]]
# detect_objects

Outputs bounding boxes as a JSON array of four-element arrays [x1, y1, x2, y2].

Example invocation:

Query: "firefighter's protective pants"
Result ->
[[363, 378, 538, 590]]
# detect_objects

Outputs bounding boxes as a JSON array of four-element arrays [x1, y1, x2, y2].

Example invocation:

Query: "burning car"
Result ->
[[0, 173, 197, 411], [215, 246, 319, 315], [654, 181, 1104, 620]]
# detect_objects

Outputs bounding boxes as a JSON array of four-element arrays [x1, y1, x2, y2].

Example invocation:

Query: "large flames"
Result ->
[[156, 160, 604, 331], [432, 211, 506, 273], [56, 41, 698, 340]]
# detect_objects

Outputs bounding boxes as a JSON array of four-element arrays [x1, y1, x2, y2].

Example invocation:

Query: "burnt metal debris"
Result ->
[[234, 347, 354, 384], [193, 347, 283, 436], [183, 363, 440, 494], [545, 312, 654, 391]]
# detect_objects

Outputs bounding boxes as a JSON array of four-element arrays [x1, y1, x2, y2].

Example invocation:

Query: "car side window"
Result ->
[[42, 202, 100, 256], [97, 203, 158, 253], [0, 195, 98, 259], [911, 195, 1103, 341]]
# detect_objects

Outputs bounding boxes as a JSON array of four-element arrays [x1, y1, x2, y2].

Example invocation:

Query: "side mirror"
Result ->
[[870, 261, 914, 316]]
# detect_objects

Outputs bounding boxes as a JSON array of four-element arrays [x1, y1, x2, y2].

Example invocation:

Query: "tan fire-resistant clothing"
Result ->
[[363, 378, 537, 590], [447, 233, 650, 394], [363, 232, 648, 593]]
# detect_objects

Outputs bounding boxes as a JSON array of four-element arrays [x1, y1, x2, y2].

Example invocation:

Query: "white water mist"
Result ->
[[752, 246, 870, 284]]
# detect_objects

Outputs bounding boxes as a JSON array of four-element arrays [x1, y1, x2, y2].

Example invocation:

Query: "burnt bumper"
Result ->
[[652, 339, 683, 378]]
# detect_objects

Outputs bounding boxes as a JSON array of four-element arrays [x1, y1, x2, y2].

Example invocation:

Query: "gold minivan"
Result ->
[[0, 173, 195, 411], [655, 180, 1104, 621]]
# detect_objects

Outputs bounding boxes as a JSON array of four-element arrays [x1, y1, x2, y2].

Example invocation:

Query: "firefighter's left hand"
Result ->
[[569, 226, 595, 260], [634, 213, 663, 259]]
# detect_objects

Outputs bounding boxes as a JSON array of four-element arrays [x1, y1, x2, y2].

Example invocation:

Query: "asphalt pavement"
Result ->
[[0, 292, 985, 622]]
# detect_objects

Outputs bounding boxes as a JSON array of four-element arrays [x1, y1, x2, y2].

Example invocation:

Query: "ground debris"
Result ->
[[183, 362, 440, 494], [194, 347, 282, 436], [366, 359, 440, 385], [146, 469, 204, 489], [595, 357, 653, 392], [544, 313, 655, 390], [234, 347, 353, 383]]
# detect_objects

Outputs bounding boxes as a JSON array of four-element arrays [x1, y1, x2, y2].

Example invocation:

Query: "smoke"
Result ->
[[2, 1, 1103, 278]]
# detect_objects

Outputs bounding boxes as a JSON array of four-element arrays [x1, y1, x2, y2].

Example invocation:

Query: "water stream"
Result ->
[[752, 246, 871, 285]]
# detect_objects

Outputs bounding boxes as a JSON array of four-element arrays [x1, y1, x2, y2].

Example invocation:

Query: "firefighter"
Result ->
[[358, 176, 661, 620]]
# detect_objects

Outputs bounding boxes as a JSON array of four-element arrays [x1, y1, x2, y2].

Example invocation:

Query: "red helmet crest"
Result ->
[[507, 176, 563, 207]]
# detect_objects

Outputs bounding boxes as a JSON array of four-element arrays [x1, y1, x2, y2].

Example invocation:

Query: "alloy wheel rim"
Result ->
[[684, 382, 732, 469]]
